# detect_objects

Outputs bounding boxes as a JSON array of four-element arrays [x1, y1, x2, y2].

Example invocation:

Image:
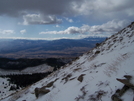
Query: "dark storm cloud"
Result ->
[[1, 0, 133, 17], [0, 0, 133, 25], [0, 0, 83, 24], [0, 0, 80, 16]]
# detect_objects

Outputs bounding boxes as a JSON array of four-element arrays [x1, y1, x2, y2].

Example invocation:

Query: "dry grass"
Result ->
[[61, 73, 72, 84], [75, 86, 87, 101], [104, 53, 130, 77], [88, 90, 107, 101]]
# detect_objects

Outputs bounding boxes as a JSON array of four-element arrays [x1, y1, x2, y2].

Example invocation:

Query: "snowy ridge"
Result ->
[[0, 64, 53, 75], [1, 22, 134, 101]]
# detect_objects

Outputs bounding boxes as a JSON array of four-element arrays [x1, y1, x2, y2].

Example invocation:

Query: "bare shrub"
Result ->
[[88, 90, 107, 101], [96, 81, 110, 87], [69, 77, 76, 81], [89, 61, 98, 70], [95, 51, 100, 54], [73, 68, 81, 72], [62, 73, 72, 84], [75, 86, 87, 101]]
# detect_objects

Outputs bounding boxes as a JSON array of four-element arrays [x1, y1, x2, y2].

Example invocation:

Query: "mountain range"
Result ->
[[0, 37, 106, 58]]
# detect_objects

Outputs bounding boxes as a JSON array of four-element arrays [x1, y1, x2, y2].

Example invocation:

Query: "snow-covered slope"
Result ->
[[1, 22, 134, 101], [0, 64, 53, 100], [0, 77, 19, 100], [0, 64, 53, 75]]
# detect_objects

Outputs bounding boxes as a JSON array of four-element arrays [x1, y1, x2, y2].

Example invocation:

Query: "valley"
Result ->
[[0, 37, 106, 58]]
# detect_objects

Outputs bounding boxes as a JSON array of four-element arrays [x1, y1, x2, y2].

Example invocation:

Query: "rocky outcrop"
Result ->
[[111, 75, 133, 101], [116, 78, 134, 89], [34, 79, 58, 98]]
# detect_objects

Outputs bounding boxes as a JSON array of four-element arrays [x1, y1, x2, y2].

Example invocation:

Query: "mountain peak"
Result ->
[[1, 22, 134, 101]]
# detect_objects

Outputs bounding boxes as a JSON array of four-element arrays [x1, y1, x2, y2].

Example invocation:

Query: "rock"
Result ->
[[34, 80, 57, 98], [124, 75, 132, 80], [111, 94, 122, 101], [111, 75, 134, 101], [34, 87, 50, 98], [116, 78, 134, 89], [77, 74, 85, 82], [45, 81, 55, 88], [118, 85, 129, 96], [35, 88, 39, 98]]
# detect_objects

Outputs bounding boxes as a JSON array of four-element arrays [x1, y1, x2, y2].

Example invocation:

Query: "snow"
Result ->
[[0, 77, 17, 100], [1, 22, 134, 101], [0, 64, 53, 75]]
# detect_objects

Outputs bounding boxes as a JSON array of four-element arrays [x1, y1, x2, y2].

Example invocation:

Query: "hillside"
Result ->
[[1, 22, 134, 101]]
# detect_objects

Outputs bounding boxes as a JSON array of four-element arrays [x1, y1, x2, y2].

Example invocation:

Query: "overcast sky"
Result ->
[[0, 0, 133, 40]]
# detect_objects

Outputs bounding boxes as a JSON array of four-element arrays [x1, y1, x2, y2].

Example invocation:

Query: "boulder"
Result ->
[[77, 74, 85, 82], [124, 75, 132, 80], [116, 78, 134, 89], [34, 87, 50, 98], [111, 94, 122, 101], [118, 85, 129, 96]]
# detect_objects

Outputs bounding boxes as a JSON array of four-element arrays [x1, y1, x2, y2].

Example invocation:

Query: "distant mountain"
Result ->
[[1, 22, 134, 101], [0, 37, 106, 58]]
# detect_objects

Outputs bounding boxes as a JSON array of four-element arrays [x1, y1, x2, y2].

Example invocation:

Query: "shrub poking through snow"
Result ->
[[95, 51, 100, 54], [62, 73, 72, 83], [89, 90, 107, 101], [75, 86, 87, 101]]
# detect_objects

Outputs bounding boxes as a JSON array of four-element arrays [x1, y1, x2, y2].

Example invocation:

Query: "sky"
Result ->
[[0, 0, 134, 40]]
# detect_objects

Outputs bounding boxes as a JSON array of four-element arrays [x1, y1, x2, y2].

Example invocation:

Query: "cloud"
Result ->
[[39, 26, 81, 34], [89, 19, 130, 33], [39, 19, 130, 36], [56, 25, 60, 28], [0, 30, 15, 35], [0, 36, 82, 40], [64, 17, 74, 23], [72, 0, 134, 19], [0, 0, 133, 22], [0, 0, 75, 16], [19, 14, 62, 25], [20, 29, 26, 34]]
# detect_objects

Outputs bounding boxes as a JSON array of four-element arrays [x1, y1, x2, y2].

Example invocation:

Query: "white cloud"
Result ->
[[0, 30, 15, 35], [19, 14, 62, 25], [20, 29, 26, 34], [64, 17, 74, 23], [56, 25, 60, 27], [39, 26, 81, 34], [71, 0, 134, 20], [39, 19, 130, 36], [0, 36, 83, 40]]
